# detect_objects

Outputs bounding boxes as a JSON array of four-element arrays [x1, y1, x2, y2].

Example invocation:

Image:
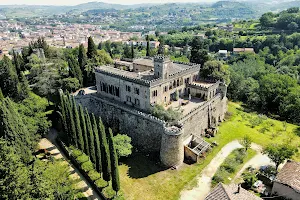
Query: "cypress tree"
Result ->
[[72, 97, 84, 151], [0, 88, 4, 100], [108, 128, 120, 194], [85, 108, 96, 163], [87, 37, 97, 59], [146, 35, 150, 57], [68, 55, 83, 86], [0, 55, 19, 99], [59, 92, 67, 134], [99, 119, 111, 182], [12, 50, 21, 76], [92, 115, 102, 173], [78, 44, 88, 72], [79, 105, 89, 155], [131, 43, 135, 59], [98, 42, 103, 50], [66, 95, 77, 147], [123, 44, 130, 58]]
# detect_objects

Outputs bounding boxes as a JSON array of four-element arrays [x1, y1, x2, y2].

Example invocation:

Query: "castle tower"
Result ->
[[160, 126, 184, 167], [154, 55, 171, 80]]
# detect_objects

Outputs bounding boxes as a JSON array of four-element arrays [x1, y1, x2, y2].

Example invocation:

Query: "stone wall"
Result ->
[[180, 94, 227, 140], [75, 94, 165, 152]]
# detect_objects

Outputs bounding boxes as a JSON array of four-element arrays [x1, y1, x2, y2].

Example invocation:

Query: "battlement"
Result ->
[[173, 61, 201, 67], [164, 126, 183, 136], [95, 66, 151, 86], [154, 55, 171, 63]]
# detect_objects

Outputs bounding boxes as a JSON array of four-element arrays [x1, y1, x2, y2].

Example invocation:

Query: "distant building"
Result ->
[[218, 50, 228, 58], [205, 183, 262, 200], [271, 160, 300, 200], [218, 24, 234, 32], [233, 48, 254, 54]]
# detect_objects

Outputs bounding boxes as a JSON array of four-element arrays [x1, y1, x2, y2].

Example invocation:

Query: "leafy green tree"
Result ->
[[279, 86, 300, 123], [87, 37, 98, 59], [78, 44, 88, 71], [260, 12, 275, 28], [108, 128, 120, 194], [99, 118, 111, 182], [200, 61, 230, 84], [92, 115, 102, 173], [263, 144, 297, 170], [240, 135, 252, 151], [259, 74, 297, 113], [85, 108, 96, 164], [113, 134, 132, 158], [79, 105, 89, 155], [61, 77, 80, 92]]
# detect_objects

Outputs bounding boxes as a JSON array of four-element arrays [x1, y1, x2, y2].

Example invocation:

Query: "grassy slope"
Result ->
[[119, 102, 300, 200]]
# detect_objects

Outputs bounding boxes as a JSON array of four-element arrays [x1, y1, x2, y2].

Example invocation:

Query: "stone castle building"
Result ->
[[76, 56, 227, 167]]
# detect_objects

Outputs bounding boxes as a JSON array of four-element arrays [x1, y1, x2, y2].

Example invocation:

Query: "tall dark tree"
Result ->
[[108, 128, 120, 194], [59, 93, 68, 137], [66, 95, 77, 147], [85, 108, 96, 164], [78, 44, 88, 72], [123, 44, 130, 58], [98, 42, 103, 50], [72, 97, 84, 151], [68, 55, 83, 86], [190, 37, 210, 65], [146, 35, 150, 56], [0, 55, 19, 99], [99, 119, 111, 182], [12, 50, 22, 76], [131, 43, 135, 59], [158, 37, 165, 55], [17, 73, 29, 100], [87, 37, 98, 59], [0, 88, 4, 100], [0, 98, 35, 163], [92, 115, 102, 173], [79, 105, 89, 155]]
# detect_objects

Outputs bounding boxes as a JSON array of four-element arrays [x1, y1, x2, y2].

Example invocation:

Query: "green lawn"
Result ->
[[119, 102, 300, 200]]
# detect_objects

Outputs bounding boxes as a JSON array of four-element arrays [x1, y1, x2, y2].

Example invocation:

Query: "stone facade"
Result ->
[[76, 56, 228, 167]]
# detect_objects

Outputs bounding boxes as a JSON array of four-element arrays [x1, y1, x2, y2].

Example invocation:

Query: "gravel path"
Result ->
[[180, 140, 243, 200], [38, 129, 102, 200]]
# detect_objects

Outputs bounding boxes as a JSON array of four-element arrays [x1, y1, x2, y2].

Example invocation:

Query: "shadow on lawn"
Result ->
[[295, 127, 300, 137], [121, 152, 166, 179]]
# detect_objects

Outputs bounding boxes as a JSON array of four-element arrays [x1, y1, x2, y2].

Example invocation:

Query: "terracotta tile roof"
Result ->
[[205, 183, 262, 200], [275, 160, 300, 193]]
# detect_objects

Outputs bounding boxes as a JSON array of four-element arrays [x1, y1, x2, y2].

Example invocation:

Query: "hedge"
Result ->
[[95, 178, 107, 188], [88, 170, 101, 182], [81, 161, 94, 173], [76, 154, 89, 164]]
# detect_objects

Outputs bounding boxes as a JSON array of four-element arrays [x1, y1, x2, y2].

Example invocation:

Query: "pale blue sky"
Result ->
[[0, 0, 216, 6]]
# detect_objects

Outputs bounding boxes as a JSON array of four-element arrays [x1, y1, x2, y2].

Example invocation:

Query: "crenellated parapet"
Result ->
[[95, 67, 151, 86], [154, 55, 170, 63]]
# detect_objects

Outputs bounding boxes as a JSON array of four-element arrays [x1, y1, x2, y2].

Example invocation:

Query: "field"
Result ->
[[118, 102, 300, 200]]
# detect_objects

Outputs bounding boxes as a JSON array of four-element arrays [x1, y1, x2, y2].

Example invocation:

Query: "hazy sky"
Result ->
[[0, 0, 216, 6]]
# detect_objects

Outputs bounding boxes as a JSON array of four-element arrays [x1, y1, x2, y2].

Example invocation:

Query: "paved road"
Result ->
[[38, 129, 102, 200], [180, 140, 243, 200]]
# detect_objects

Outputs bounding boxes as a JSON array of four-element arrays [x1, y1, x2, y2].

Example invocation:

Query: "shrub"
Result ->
[[75, 192, 88, 200], [95, 178, 107, 188], [88, 170, 101, 182], [113, 134, 133, 158], [81, 161, 94, 173], [150, 104, 180, 122], [72, 149, 83, 158], [242, 171, 257, 189], [76, 154, 89, 164], [112, 194, 125, 200], [103, 185, 116, 199]]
